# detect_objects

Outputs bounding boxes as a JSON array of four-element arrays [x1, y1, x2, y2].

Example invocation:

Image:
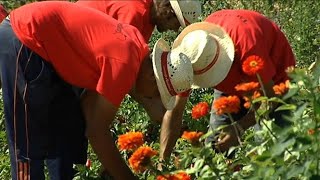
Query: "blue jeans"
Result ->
[[0, 19, 87, 180]]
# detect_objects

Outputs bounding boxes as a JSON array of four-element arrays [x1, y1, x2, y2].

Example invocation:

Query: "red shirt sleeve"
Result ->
[[0, 5, 8, 21], [96, 56, 139, 107]]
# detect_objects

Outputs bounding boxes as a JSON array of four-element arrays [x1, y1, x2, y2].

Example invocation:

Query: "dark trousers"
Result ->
[[0, 19, 87, 180]]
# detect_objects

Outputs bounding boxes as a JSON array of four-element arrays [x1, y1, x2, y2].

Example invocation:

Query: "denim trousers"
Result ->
[[0, 19, 87, 180]]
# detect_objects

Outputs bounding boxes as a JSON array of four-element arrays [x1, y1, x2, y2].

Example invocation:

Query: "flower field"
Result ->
[[0, 0, 319, 179]]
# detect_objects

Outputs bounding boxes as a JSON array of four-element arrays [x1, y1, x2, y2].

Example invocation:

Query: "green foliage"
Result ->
[[0, 0, 319, 179]]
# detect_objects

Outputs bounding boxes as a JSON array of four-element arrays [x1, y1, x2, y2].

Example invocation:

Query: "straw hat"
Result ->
[[169, 0, 202, 27], [172, 22, 235, 88], [152, 38, 194, 110]]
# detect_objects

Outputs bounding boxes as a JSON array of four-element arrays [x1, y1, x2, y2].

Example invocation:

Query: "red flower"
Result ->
[[157, 172, 191, 180], [235, 82, 260, 92], [181, 131, 203, 144], [85, 159, 91, 169], [117, 132, 144, 151], [273, 80, 290, 95], [213, 96, 241, 115], [128, 146, 157, 173], [191, 102, 210, 119], [242, 55, 264, 76]]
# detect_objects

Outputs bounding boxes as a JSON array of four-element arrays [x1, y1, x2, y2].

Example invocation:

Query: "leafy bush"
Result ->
[[0, 0, 319, 179]]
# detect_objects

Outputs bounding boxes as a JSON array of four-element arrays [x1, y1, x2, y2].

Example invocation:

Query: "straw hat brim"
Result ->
[[152, 38, 176, 110], [169, 0, 186, 27], [173, 22, 235, 88]]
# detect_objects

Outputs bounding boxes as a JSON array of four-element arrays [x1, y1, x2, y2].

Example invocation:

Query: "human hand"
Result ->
[[214, 123, 244, 153]]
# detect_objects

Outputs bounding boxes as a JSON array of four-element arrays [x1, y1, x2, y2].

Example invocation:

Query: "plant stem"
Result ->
[[228, 114, 242, 146], [254, 106, 297, 159], [313, 97, 319, 175], [256, 74, 267, 97]]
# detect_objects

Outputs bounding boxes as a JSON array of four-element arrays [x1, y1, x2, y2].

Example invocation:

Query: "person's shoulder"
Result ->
[[116, 0, 149, 11]]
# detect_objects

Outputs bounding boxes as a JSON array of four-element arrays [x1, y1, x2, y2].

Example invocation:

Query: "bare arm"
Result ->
[[160, 95, 188, 160], [81, 90, 136, 180], [129, 90, 166, 124]]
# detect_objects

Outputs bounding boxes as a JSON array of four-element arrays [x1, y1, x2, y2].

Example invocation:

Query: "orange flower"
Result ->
[[252, 90, 261, 99], [157, 172, 191, 180], [243, 101, 251, 109], [243, 90, 261, 109], [181, 131, 203, 144], [213, 96, 241, 115], [128, 146, 158, 173], [242, 55, 264, 76], [235, 82, 260, 92], [273, 80, 290, 95], [308, 129, 315, 135], [117, 132, 144, 151], [191, 102, 210, 119]]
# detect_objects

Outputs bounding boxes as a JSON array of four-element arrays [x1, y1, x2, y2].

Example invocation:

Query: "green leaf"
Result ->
[[313, 99, 320, 116], [252, 96, 269, 104], [268, 97, 287, 104], [282, 87, 299, 100], [271, 138, 296, 156], [311, 60, 320, 82], [295, 136, 312, 145], [200, 165, 212, 176], [255, 153, 272, 162], [193, 159, 205, 170], [275, 104, 297, 112], [293, 102, 308, 118], [227, 146, 237, 157], [285, 164, 304, 179]]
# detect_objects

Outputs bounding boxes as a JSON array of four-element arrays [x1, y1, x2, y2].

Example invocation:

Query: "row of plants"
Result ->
[[0, 0, 319, 179]]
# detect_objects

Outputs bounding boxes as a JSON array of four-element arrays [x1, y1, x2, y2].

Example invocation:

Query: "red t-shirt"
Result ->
[[76, 0, 154, 42], [0, 4, 8, 21], [205, 10, 296, 96], [11, 1, 149, 107]]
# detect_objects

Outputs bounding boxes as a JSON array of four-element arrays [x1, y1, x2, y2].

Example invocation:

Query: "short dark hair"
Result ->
[[154, 0, 173, 16]]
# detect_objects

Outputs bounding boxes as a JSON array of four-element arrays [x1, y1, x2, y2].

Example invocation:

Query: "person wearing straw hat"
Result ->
[[158, 9, 296, 158], [0, 1, 194, 179], [75, 0, 201, 127]]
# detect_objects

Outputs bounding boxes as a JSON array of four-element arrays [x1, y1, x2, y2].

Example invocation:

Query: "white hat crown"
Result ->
[[179, 30, 219, 72], [172, 22, 235, 88]]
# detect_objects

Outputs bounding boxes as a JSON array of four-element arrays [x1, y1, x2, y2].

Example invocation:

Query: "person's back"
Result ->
[[11, 1, 149, 105], [205, 9, 295, 95], [0, 1, 151, 179], [76, 0, 154, 42]]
